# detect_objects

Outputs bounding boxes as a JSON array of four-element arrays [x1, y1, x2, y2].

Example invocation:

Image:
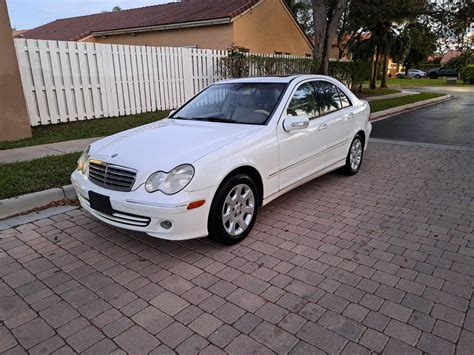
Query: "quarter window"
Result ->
[[287, 82, 320, 119]]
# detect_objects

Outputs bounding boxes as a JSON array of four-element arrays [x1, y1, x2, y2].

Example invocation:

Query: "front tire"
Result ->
[[342, 134, 364, 175], [208, 174, 259, 245]]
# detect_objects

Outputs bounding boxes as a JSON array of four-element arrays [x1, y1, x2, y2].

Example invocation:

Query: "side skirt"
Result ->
[[262, 159, 346, 207]]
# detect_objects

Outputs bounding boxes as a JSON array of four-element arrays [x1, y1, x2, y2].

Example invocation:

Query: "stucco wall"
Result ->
[[232, 0, 312, 56], [0, 0, 31, 141], [88, 24, 234, 51]]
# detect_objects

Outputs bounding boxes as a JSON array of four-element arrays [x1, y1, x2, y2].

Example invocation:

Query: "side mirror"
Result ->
[[283, 115, 309, 132], [168, 109, 176, 117]]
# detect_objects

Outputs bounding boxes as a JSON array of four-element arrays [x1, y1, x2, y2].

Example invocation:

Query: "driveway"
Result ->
[[1, 142, 473, 354], [372, 87, 474, 147]]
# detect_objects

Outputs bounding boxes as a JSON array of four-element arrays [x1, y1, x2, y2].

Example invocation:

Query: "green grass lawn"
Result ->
[[366, 78, 466, 87], [0, 153, 81, 200], [356, 88, 401, 98], [0, 110, 169, 151], [369, 92, 446, 113]]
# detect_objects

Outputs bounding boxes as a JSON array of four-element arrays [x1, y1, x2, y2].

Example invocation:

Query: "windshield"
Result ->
[[172, 83, 287, 125]]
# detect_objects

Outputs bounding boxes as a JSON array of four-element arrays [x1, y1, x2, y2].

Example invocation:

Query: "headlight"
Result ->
[[77, 146, 90, 174], [145, 164, 194, 194]]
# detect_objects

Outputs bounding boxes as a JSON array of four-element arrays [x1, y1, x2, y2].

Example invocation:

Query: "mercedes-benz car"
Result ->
[[71, 75, 372, 244]]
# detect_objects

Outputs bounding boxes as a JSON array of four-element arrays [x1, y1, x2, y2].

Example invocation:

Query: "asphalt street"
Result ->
[[371, 87, 474, 147]]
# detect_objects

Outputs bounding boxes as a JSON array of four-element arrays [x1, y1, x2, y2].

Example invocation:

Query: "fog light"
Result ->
[[160, 220, 172, 230]]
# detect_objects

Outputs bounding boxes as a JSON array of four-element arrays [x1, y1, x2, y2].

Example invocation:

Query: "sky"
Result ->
[[7, 0, 173, 30]]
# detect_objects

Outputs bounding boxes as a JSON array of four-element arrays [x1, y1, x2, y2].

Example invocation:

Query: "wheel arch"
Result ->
[[356, 130, 366, 145], [219, 165, 264, 206]]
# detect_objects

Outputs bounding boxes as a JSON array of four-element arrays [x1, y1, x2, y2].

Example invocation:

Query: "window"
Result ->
[[316, 81, 343, 114], [338, 88, 352, 108], [287, 82, 320, 119], [173, 83, 286, 125]]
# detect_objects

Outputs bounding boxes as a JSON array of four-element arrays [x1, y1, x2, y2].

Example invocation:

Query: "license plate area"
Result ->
[[88, 191, 113, 215]]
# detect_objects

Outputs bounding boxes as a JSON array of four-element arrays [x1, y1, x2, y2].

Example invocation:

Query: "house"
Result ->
[[440, 50, 461, 65], [19, 0, 313, 56]]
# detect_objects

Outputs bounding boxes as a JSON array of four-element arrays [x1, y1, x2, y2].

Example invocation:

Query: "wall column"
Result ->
[[0, 0, 31, 141]]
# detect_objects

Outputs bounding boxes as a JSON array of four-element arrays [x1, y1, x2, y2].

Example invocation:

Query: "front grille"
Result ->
[[88, 160, 137, 192]]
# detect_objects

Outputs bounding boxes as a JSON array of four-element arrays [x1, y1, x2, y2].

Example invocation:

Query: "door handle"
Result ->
[[318, 123, 328, 131]]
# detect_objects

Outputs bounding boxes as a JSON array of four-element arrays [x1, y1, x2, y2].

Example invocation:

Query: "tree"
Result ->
[[312, 0, 349, 75], [348, 0, 427, 88], [285, 0, 313, 35], [402, 22, 437, 72], [112, 6, 122, 12], [427, 0, 474, 52]]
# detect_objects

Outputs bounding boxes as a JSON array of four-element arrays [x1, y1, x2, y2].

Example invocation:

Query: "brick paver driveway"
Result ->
[[1, 141, 473, 354]]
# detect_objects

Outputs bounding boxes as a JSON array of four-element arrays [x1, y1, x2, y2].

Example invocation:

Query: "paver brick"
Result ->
[[189, 313, 223, 337], [150, 291, 190, 316], [384, 319, 420, 346], [359, 328, 388, 352], [12, 317, 55, 349], [39, 302, 79, 328], [115, 325, 160, 354], [417, 332, 456, 355], [251, 322, 298, 353], [3, 142, 474, 354], [132, 306, 173, 334]]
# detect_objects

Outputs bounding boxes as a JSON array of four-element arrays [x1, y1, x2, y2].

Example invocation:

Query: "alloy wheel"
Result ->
[[222, 184, 255, 237]]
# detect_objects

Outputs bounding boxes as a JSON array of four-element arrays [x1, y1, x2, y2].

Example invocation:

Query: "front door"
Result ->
[[276, 81, 331, 191]]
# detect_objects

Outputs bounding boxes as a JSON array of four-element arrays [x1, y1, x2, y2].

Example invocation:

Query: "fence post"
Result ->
[[182, 48, 194, 101], [0, 0, 31, 140]]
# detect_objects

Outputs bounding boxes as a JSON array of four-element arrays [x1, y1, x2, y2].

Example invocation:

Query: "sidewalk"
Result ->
[[0, 137, 100, 164], [365, 90, 419, 101]]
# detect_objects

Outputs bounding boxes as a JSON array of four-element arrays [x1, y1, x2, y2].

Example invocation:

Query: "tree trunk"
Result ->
[[370, 45, 378, 89], [312, 0, 327, 73], [312, 0, 347, 75], [381, 53, 389, 88]]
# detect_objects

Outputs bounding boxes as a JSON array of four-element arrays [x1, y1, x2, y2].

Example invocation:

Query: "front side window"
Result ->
[[316, 81, 343, 115], [173, 83, 286, 125], [286, 82, 320, 119]]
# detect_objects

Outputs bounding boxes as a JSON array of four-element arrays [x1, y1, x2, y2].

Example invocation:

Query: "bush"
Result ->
[[218, 46, 371, 91], [217, 44, 250, 78], [328, 61, 371, 92], [460, 65, 474, 84]]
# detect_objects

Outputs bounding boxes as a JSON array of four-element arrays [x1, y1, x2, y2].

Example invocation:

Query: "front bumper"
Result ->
[[71, 170, 216, 240]]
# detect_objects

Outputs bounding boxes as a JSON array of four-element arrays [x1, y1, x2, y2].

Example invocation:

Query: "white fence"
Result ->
[[14, 39, 309, 126], [14, 39, 226, 126]]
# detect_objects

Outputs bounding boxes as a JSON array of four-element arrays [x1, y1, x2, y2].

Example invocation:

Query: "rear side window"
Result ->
[[338, 88, 352, 108], [287, 82, 320, 119], [315, 81, 343, 114]]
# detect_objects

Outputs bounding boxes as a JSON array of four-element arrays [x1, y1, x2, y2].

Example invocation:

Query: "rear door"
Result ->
[[314, 80, 355, 166]]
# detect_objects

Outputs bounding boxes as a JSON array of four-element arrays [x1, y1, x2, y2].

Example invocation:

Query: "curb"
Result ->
[[369, 94, 452, 122], [0, 184, 77, 220]]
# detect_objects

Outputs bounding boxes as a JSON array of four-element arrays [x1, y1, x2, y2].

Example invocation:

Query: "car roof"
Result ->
[[215, 74, 336, 84]]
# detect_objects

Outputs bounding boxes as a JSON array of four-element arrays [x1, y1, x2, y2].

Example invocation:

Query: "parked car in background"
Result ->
[[71, 75, 372, 245], [428, 67, 458, 79], [395, 69, 427, 79]]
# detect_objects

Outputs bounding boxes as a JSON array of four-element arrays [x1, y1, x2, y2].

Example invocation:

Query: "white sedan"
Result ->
[[71, 75, 372, 244]]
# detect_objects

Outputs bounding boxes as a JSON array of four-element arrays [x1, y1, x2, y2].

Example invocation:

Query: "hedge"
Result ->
[[217, 52, 370, 91]]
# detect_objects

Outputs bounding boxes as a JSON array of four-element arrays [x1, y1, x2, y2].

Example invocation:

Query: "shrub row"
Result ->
[[217, 52, 371, 91]]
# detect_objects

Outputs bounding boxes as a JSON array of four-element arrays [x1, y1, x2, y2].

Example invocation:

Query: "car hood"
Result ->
[[90, 118, 263, 177]]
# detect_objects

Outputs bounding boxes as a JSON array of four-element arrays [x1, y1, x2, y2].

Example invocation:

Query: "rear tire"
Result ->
[[208, 174, 259, 245], [342, 134, 364, 175]]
